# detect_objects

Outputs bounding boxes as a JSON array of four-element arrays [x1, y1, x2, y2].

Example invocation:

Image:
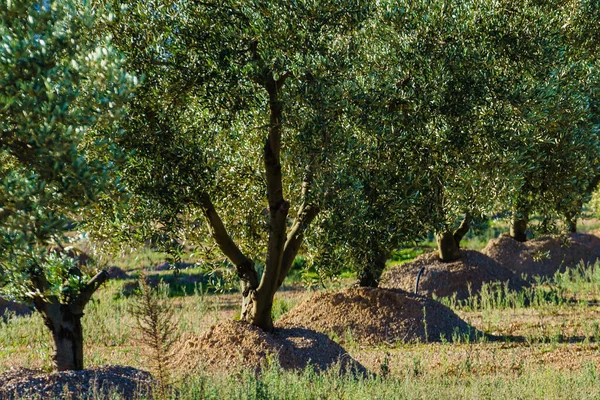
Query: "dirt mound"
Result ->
[[0, 365, 154, 400], [0, 297, 32, 319], [174, 320, 365, 375], [380, 250, 527, 300], [277, 287, 476, 345], [482, 233, 600, 279]]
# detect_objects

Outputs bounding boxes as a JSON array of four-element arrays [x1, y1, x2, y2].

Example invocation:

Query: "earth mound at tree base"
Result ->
[[174, 320, 366, 375], [482, 233, 600, 280], [380, 250, 527, 300], [0, 365, 154, 400], [277, 287, 477, 345]]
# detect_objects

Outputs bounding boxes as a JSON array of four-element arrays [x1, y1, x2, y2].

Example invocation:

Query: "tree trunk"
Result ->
[[31, 270, 108, 371], [33, 301, 84, 371], [48, 308, 84, 371], [358, 251, 388, 288], [437, 231, 461, 262], [241, 288, 274, 332], [566, 215, 577, 233], [510, 210, 528, 242]]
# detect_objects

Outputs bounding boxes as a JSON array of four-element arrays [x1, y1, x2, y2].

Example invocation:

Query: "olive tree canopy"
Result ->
[[0, 0, 135, 370]]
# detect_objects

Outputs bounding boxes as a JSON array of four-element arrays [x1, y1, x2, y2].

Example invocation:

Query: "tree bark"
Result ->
[[510, 209, 529, 242], [565, 212, 577, 233], [31, 270, 108, 371], [437, 214, 470, 262], [358, 251, 388, 288], [437, 231, 461, 262], [42, 305, 85, 371]]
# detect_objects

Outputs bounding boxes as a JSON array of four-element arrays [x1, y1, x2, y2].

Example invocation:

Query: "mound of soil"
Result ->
[[380, 250, 527, 300], [0, 297, 32, 319], [277, 287, 476, 345], [174, 320, 365, 375], [482, 233, 600, 279], [0, 365, 154, 400]]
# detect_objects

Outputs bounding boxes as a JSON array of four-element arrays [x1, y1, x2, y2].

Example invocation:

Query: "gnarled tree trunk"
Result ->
[[564, 210, 577, 233], [31, 270, 108, 371], [437, 231, 461, 262], [510, 209, 529, 242], [437, 213, 470, 262], [200, 70, 319, 332], [358, 251, 388, 288], [38, 305, 85, 371]]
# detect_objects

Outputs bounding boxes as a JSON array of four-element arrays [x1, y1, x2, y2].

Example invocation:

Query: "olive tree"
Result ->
[[504, 2, 600, 240], [93, 0, 372, 331], [335, 0, 525, 265], [0, 0, 134, 370]]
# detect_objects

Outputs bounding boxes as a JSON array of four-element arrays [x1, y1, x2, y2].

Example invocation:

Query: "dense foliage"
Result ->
[[1, 0, 598, 345], [0, 0, 134, 370]]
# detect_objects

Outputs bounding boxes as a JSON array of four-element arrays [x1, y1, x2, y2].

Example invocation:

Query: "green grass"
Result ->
[[437, 261, 600, 313]]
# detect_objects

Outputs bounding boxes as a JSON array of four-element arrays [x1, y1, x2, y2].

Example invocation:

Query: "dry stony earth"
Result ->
[[0, 366, 153, 400], [483, 232, 600, 279], [381, 249, 527, 299], [175, 320, 365, 375], [278, 287, 476, 344]]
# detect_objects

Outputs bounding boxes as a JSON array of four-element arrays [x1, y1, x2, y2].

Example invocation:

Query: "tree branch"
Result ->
[[453, 212, 471, 246], [71, 270, 109, 314], [277, 204, 320, 289], [258, 72, 289, 297], [199, 192, 259, 293]]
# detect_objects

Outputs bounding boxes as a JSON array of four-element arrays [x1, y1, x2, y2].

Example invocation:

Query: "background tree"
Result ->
[[503, 2, 600, 240], [0, 0, 134, 370], [321, 0, 525, 268]]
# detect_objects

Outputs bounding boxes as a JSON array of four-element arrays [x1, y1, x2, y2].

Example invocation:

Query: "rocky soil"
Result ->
[[381, 250, 527, 300], [482, 233, 600, 279], [174, 320, 366, 375], [0, 365, 154, 400], [277, 287, 477, 345]]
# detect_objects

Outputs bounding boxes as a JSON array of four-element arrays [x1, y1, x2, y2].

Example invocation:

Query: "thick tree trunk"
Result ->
[[437, 214, 470, 262], [31, 270, 108, 371], [241, 288, 275, 332], [358, 252, 388, 288], [45, 308, 84, 371], [437, 231, 461, 262], [510, 210, 528, 242]]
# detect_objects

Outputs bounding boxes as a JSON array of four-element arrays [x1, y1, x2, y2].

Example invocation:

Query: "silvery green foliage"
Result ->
[[0, 0, 136, 302], [92, 0, 373, 259], [503, 1, 600, 226]]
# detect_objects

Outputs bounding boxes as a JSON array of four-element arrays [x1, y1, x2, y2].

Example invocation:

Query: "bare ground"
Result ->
[[0, 365, 154, 400], [380, 250, 527, 300], [173, 320, 366, 375], [277, 287, 477, 345], [482, 233, 600, 279]]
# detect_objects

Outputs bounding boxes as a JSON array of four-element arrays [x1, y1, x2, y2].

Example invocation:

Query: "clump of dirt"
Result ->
[[277, 287, 477, 345], [482, 233, 600, 279], [0, 365, 154, 400], [380, 250, 527, 300], [174, 320, 365, 375], [0, 297, 32, 319]]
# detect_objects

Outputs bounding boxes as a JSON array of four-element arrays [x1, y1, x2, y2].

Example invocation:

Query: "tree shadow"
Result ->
[[273, 325, 370, 377]]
